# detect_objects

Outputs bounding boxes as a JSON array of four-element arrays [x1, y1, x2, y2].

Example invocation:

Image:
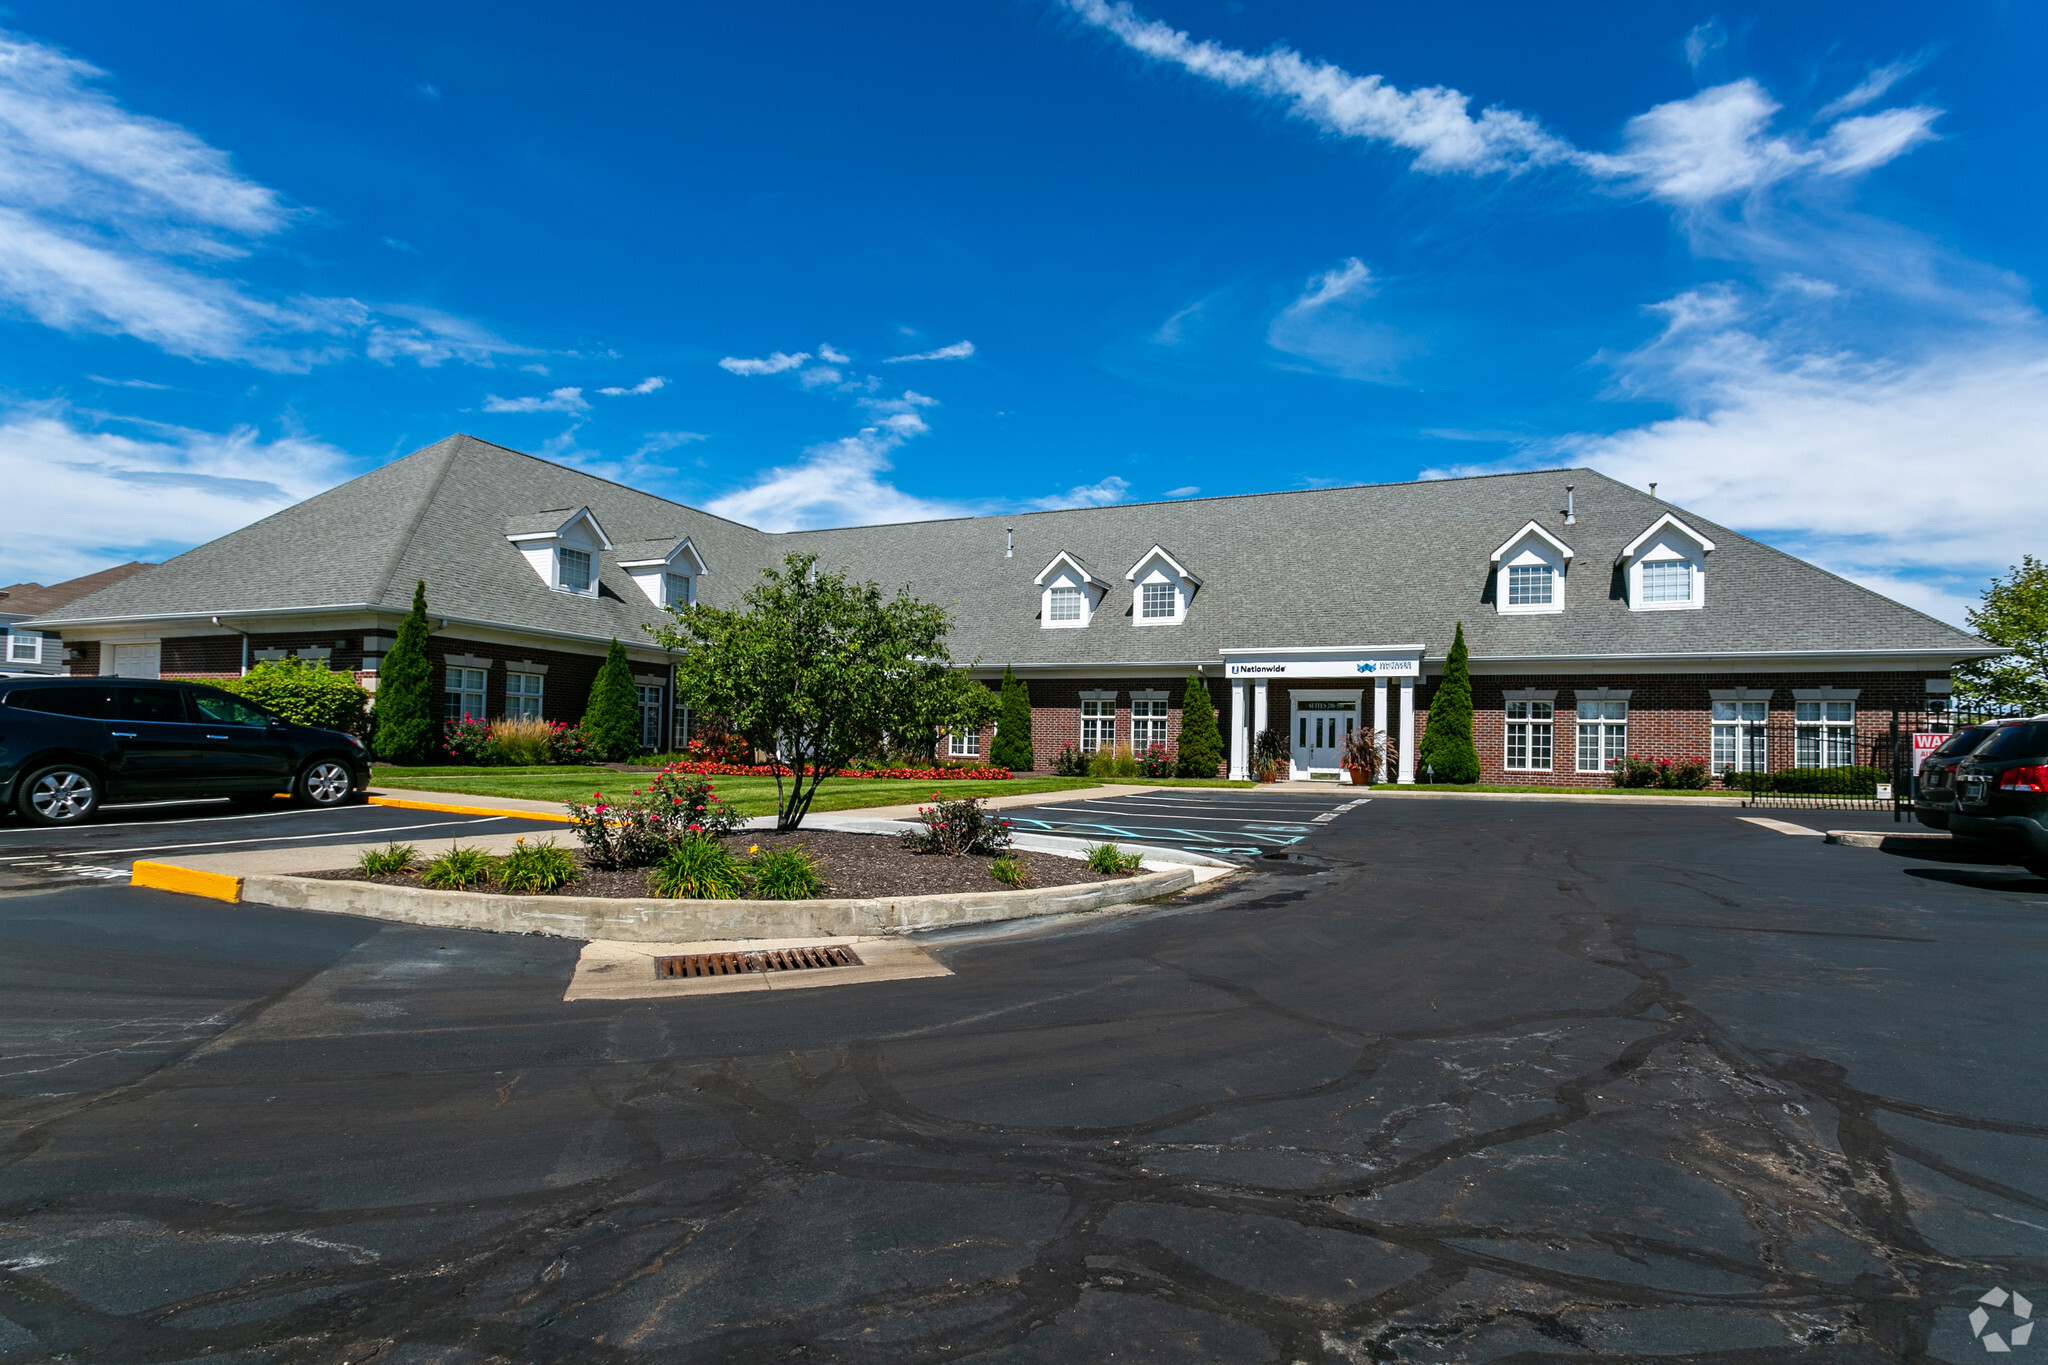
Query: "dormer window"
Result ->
[[505, 507, 612, 599], [664, 572, 694, 608], [616, 536, 709, 611], [1124, 546, 1199, 627], [1035, 551, 1106, 629], [1489, 520, 1572, 615], [1617, 513, 1714, 612], [559, 548, 591, 593]]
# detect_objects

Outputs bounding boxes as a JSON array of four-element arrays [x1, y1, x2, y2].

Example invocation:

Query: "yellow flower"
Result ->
[[748, 844, 759, 854]]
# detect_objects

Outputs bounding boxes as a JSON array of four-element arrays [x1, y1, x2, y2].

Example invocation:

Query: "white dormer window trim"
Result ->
[[506, 507, 613, 599], [1489, 521, 1573, 616], [1615, 512, 1714, 612], [619, 538, 709, 610], [1124, 545, 1200, 627], [1034, 551, 1107, 629]]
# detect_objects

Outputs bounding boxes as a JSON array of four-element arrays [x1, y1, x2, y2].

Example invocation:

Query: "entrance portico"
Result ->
[[1221, 646, 1424, 782]]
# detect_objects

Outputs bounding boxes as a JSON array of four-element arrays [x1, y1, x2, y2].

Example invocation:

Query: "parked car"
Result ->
[[1913, 719, 2025, 830], [0, 677, 370, 826], [1949, 716, 2048, 876]]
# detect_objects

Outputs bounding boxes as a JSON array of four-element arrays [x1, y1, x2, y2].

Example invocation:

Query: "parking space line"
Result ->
[[1737, 816, 1826, 837], [45, 816, 510, 860]]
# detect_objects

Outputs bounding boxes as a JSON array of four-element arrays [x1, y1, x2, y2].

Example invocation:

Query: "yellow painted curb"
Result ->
[[366, 795, 571, 823], [131, 860, 243, 902]]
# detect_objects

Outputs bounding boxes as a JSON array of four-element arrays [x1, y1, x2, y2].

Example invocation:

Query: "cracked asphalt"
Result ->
[[1, 798, 2045, 1362]]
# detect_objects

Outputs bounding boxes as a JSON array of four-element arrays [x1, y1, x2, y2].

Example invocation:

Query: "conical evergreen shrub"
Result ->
[[1415, 621, 1481, 783], [581, 639, 643, 760], [372, 581, 437, 762], [989, 666, 1035, 771], [1176, 673, 1224, 778]]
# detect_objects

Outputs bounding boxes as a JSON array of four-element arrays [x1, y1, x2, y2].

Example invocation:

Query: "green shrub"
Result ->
[[581, 639, 643, 761], [1415, 621, 1480, 783], [420, 843, 496, 889], [354, 842, 417, 876], [1052, 743, 1088, 777], [206, 657, 371, 736], [496, 837, 579, 894], [1085, 843, 1144, 875], [1767, 765, 1886, 796], [749, 845, 826, 900], [900, 795, 1014, 856], [1252, 727, 1290, 780], [990, 666, 1035, 771], [374, 581, 437, 763], [1087, 746, 1141, 780], [988, 854, 1031, 888], [649, 835, 749, 899], [1175, 674, 1224, 779]]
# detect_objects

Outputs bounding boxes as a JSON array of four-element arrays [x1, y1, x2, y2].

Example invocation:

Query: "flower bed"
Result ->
[[658, 760, 1012, 780]]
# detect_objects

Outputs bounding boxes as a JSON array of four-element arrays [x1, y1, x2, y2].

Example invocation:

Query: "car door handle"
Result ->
[[111, 731, 137, 738], [205, 734, 231, 740]]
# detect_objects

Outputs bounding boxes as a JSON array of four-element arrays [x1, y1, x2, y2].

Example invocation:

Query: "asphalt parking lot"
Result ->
[[1, 797, 2044, 1361], [1007, 787, 1371, 858], [0, 799, 565, 895]]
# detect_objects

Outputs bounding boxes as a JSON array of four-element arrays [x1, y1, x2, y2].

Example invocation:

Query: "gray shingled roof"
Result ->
[[32, 433, 1990, 666]]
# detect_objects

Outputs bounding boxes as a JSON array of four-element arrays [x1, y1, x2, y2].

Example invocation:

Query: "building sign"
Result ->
[[1226, 657, 1419, 679]]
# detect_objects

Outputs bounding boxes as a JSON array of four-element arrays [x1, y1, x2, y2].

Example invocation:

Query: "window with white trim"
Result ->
[[1796, 701, 1855, 768], [1505, 700, 1553, 771], [445, 667, 487, 721], [1132, 699, 1169, 751], [5, 630, 41, 664], [664, 572, 693, 608], [1080, 699, 1115, 753], [1576, 700, 1627, 772], [1506, 565, 1553, 607], [1712, 701, 1768, 773], [1048, 586, 1083, 623], [506, 671, 543, 720], [1640, 559, 1692, 603], [1140, 582, 1175, 619], [559, 547, 592, 593], [635, 684, 663, 751], [948, 727, 981, 758]]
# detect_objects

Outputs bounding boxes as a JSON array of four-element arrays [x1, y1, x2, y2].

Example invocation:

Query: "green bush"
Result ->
[[990, 667, 1035, 771], [354, 842, 417, 876], [1052, 743, 1088, 777], [205, 657, 370, 735], [419, 844, 496, 889], [496, 837, 579, 894], [1087, 747, 1142, 780], [1415, 621, 1480, 783], [988, 854, 1031, 888], [649, 835, 748, 899], [901, 795, 1014, 856], [1085, 843, 1144, 875], [581, 638, 644, 761], [1765, 766, 1886, 796], [374, 581, 437, 763], [749, 845, 826, 900], [1176, 674, 1224, 779]]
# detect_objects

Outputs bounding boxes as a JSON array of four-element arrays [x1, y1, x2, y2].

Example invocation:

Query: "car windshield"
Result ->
[[1975, 722, 2048, 761], [1935, 726, 1994, 758]]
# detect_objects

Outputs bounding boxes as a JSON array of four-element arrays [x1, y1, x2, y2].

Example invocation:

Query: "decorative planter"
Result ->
[[1349, 767, 1373, 788], [1258, 769, 1279, 784]]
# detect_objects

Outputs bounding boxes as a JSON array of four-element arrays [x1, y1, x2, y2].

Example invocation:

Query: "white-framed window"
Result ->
[[5, 630, 41, 664], [1132, 699, 1169, 750], [1641, 559, 1692, 604], [558, 547, 592, 593], [506, 671, 543, 720], [636, 684, 663, 751], [1080, 698, 1115, 753], [1048, 586, 1084, 623], [1712, 700, 1768, 773], [948, 727, 981, 757], [1506, 565, 1553, 607], [445, 667, 487, 721], [1796, 700, 1855, 768], [664, 572, 693, 608], [1576, 700, 1627, 772], [1141, 582, 1175, 619], [1505, 700, 1554, 771]]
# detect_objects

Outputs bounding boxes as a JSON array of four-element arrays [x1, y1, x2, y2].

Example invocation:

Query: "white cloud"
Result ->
[[818, 343, 850, 363], [1167, 485, 1200, 496], [598, 375, 666, 396], [1031, 475, 1131, 511], [0, 407, 348, 584], [882, 339, 975, 363], [706, 427, 966, 532], [482, 386, 588, 415], [634, 430, 707, 458], [1266, 257, 1406, 379], [86, 373, 168, 389], [1683, 19, 1728, 76], [1818, 58, 1924, 120], [718, 350, 809, 376], [798, 365, 843, 389], [365, 305, 535, 368]]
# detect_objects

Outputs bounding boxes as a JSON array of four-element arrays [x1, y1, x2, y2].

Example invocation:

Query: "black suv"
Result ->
[[1913, 719, 2023, 830], [1950, 716, 2048, 877], [1, 677, 371, 826]]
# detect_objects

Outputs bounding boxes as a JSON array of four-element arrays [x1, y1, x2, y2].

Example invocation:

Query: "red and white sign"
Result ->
[[1911, 732, 1947, 776]]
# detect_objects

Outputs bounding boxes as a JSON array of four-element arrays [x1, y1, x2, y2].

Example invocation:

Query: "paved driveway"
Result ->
[[1, 798, 2043, 1361], [1005, 786, 1370, 858]]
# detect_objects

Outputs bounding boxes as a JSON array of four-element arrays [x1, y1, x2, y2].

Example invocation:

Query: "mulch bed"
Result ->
[[303, 830, 1124, 900]]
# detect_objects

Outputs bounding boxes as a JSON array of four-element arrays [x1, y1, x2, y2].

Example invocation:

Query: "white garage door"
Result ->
[[108, 642, 161, 678]]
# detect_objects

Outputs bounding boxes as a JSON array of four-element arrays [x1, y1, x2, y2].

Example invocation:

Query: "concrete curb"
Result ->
[[1825, 829, 1951, 849], [230, 864, 1198, 941], [367, 794, 571, 823], [800, 815, 1240, 869], [1360, 789, 1749, 807]]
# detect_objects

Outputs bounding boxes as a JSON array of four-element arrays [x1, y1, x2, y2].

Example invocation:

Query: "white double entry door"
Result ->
[[1291, 690, 1362, 776]]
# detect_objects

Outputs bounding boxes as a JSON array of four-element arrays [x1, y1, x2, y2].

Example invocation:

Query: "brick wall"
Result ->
[[1019, 676, 1227, 774]]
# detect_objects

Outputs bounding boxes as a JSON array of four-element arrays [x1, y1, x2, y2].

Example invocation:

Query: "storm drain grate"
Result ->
[[655, 945, 863, 978]]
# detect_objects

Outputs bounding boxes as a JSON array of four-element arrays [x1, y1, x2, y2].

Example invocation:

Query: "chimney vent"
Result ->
[[1649, 482, 1659, 499], [1564, 485, 1576, 525], [1005, 529, 1013, 558]]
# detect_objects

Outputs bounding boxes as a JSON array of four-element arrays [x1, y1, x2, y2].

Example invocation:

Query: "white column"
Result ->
[[1372, 678, 1388, 776], [1228, 680, 1248, 780], [1398, 677, 1416, 784], [1253, 679, 1269, 744]]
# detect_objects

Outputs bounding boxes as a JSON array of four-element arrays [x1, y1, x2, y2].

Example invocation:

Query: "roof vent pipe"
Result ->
[[1005, 528, 1013, 559], [1649, 482, 1658, 499], [1564, 485, 1576, 525]]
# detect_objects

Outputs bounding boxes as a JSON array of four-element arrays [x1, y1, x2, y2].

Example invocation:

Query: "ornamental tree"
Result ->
[[1176, 673, 1223, 778], [1955, 555, 2048, 718], [581, 639, 643, 761], [651, 553, 999, 830], [1415, 621, 1481, 784], [372, 580, 436, 762], [990, 666, 1035, 771]]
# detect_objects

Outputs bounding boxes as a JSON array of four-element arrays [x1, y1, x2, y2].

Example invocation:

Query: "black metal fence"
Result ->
[[1735, 702, 1954, 821]]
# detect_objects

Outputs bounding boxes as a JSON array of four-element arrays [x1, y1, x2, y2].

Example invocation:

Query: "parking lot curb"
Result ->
[[130, 860, 243, 902], [366, 795, 571, 823], [1825, 830, 1950, 849]]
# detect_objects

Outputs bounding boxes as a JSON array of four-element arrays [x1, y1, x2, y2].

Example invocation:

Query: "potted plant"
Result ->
[[1341, 728, 1387, 787], [1253, 727, 1290, 783]]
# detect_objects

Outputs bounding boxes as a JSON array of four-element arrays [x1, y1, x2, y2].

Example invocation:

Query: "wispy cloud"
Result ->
[[1266, 257, 1407, 380], [366, 305, 536, 368], [718, 350, 810, 376], [1031, 475, 1131, 511], [86, 373, 169, 390], [482, 386, 588, 415], [634, 430, 707, 458], [1167, 485, 1200, 497], [818, 343, 849, 364], [882, 339, 975, 363], [706, 416, 967, 532], [598, 375, 666, 396], [1818, 57, 1926, 120]]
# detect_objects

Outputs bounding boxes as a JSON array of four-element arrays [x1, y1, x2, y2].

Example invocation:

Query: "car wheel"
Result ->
[[294, 759, 354, 808], [18, 764, 102, 826]]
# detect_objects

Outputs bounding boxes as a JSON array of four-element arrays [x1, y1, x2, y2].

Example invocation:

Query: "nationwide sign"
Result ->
[[1226, 657, 1420, 679]]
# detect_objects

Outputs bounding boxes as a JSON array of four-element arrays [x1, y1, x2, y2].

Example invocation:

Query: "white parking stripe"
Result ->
[[50, 816, 508, 860], [1738, 816, 1825, 837]]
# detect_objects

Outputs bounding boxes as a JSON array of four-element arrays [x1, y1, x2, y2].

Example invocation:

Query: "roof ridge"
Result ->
[[371, 436, 467, 608]]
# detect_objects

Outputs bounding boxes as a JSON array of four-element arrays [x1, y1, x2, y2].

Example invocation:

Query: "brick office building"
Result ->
[[28, 434, 1997, 783]]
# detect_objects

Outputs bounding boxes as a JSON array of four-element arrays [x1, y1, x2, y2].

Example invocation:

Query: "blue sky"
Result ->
[[5, 2, 2043, 625]]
